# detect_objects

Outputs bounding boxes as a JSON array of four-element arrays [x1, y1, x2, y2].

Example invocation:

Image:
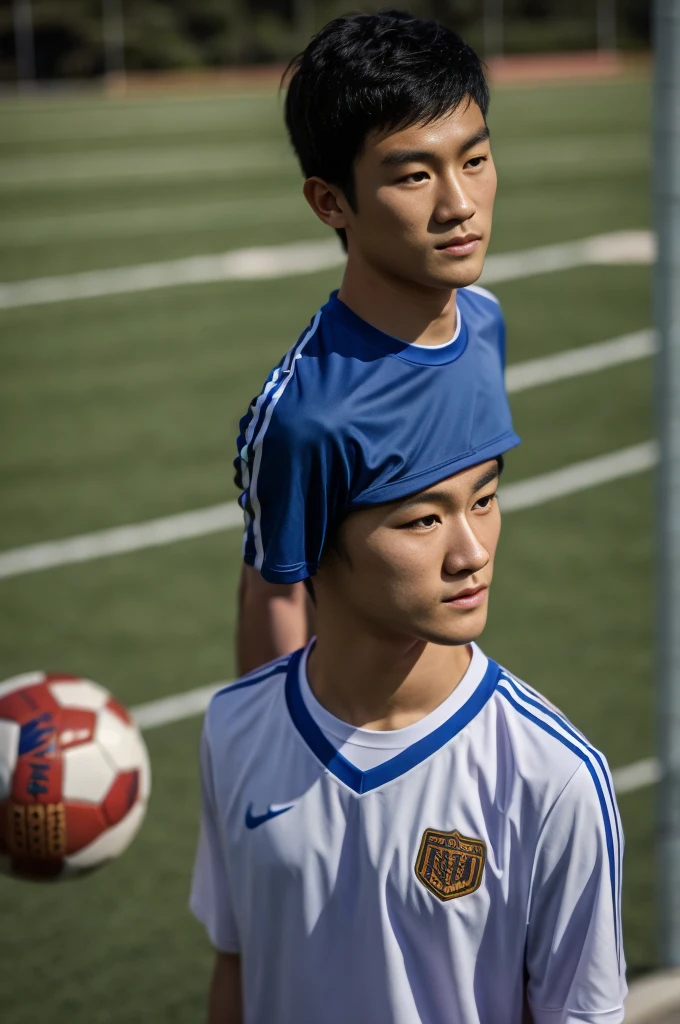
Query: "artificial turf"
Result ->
[[0, 72, 655, 1018]]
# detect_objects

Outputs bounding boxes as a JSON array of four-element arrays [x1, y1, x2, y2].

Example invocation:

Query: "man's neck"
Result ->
[[306, 622, 472, 732], [337, 248, 457, 348]]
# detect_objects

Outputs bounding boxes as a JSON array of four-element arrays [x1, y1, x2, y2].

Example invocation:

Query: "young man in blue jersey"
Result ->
[[237, 8, 505, 673], [191, 11, 626, 1022]]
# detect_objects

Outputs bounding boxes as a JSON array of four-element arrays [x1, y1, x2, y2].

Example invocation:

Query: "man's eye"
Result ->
[[473, 493, 496, 510], [465, 156, 487, 169], [405, 514, 439, 529], [400, 171, 429, 183]]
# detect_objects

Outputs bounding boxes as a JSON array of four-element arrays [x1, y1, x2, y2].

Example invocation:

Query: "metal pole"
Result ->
[[597, 0, 617, 53], [102, 0, 126, 84], [655, 0, 680, 967], [483, 0, 503, 59], [13, 0, 35, 92]]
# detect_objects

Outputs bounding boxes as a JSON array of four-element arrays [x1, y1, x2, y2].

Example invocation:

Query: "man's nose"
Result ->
[[442, 518, 488, 577], [433, 171, 476, 225]]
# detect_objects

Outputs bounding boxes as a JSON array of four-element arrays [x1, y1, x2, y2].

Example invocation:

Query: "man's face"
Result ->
[[317, 460, 501, 647], [346, 100, 496, 290]]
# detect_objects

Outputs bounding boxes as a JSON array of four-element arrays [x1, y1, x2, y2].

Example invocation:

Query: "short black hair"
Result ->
[[283, 9, 489, 250]]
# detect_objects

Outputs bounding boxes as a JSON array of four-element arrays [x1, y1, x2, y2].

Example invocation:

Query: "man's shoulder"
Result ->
[[235, 304, 343, 452], [489, 663, 614, 800], [461, 283, 501, 307], [459, 283, 504, 324], [204, 653, 293, 740]]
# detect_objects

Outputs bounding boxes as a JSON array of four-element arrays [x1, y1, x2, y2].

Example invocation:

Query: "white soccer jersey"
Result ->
[[191, 643, 626, 1024]]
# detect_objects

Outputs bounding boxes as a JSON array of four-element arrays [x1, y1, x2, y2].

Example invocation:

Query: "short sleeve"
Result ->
[[189, 726, 240, 953], [234, 379, 347, 585], [526, 762, 626, 1023]]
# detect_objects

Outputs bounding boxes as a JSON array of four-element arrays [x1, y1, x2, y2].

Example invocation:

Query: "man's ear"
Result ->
[[302, 177, 351, 232]]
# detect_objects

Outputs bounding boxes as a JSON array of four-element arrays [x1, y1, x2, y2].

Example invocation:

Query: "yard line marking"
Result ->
[[133, 683, 224, 730], [610, 757, 661, 795], [0, 95, 281, 146], [4, 194, 307, 246], [499, 441, 658, 513], [0, 439, 658, 581], [479, 229, 654, 287], [0, 230, 653, 311], [506, 329, 656, 393], [0, 240, 345, 311], [131, 683, 660, 797], [0, 143, 290, 188], [0, 503, 245, 579]]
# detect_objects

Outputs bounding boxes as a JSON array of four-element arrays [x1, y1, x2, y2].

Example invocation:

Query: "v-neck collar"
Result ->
[[284, 645, 501, 794]]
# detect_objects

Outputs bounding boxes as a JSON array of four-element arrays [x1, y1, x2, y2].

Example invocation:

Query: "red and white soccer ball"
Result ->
[[0, 672, 151, 881]]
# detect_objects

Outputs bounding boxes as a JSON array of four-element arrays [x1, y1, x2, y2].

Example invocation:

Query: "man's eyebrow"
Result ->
[[459, 125, 491, 154], [392, 467, 499, 514], [380, 149, 434, 168], [472, 464, 500, 493], [380, 127, 490, 168], [393, 489, 452, 512]]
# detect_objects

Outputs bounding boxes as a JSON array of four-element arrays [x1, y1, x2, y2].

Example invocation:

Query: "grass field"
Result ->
[[0, 72, 655, 1021]]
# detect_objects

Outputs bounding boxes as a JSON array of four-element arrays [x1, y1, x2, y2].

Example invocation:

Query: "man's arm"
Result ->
[[526, 762, 626, 1023], [190, 729, 243, 1016], [208, 952, 242, 1024], [237, 564, 311, 675]]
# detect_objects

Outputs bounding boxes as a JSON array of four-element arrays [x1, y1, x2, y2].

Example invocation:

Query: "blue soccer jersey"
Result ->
[[235, 286, 520, 583]]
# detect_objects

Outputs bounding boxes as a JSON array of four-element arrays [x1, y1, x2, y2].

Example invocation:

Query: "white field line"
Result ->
[[0, 143, 289, 188], [0, 97, 281, 145], [499, 440, 658, 513], [0, 438, 658, 583], [0, 327, 656, 581], [0, 503, 245, 580], [479, 229, 655, 286], [0, 229, 654, 311], [610, 757, 661, 795], [505, 329, 656, 393], [5, 194, 307, 246], [624, 967, 680, 1021], [130, 679, 661, 798], [0, 240, 345, 311], [133, 683, 224, 730]]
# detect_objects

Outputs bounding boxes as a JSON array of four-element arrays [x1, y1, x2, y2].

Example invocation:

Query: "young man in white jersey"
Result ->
[[191, 12, 625, 1022], [192, 450, 626, 1021]]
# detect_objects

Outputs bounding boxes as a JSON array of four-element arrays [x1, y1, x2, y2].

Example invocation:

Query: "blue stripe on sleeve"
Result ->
[[212, 653, 293, 703], [497, 683, 621, 963], [245, 310, 322, 572], [499, 671, 623, 960]]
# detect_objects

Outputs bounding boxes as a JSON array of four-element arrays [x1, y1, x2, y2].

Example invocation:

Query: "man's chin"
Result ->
[[418, 620, 487, 648], [442, 260, 486, 290], [422, 262, 485, 292]]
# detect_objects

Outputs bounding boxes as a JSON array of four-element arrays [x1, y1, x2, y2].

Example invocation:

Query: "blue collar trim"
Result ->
[[327, 292, 469, 367], [285, 649, 501, 794]]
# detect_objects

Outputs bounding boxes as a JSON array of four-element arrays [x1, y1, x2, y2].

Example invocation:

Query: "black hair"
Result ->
[[283, 9, 489, 250]]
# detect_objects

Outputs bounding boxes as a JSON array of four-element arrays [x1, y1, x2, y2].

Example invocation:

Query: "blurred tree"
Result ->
[[0, 0, 653, 82]]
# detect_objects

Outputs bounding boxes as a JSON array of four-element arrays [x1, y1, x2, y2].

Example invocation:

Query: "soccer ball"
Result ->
[[0, 672, 151, 881]]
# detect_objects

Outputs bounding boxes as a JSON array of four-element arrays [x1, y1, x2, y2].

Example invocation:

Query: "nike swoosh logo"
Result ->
[[245, 802, 294, 830]]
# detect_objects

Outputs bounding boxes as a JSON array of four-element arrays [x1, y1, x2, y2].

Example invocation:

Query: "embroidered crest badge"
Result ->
[[415, 828, 486, 901]]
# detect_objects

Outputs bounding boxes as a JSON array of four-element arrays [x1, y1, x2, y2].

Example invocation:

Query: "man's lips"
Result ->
[[443, 584, 488, 609], [436, 234, 481, 256]]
